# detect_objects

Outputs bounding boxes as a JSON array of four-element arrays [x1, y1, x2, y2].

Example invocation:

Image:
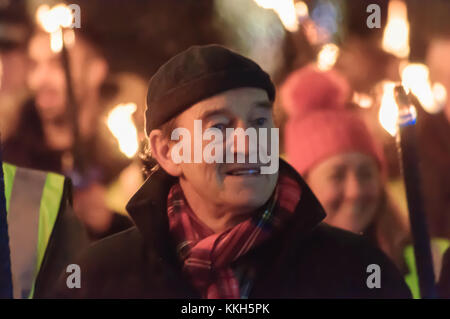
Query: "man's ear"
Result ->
[[148, 130, 182, 177]]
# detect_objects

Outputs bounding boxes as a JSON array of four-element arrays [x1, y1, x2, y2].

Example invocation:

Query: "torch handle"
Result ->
[[60, 39, 86, 176], [397, 124, 437, 298], [0, 144, 13, 298]]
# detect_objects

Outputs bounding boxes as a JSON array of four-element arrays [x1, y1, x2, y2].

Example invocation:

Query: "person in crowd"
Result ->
[[280, 65, 410, 273], [0, 0, 31, 141], [1, 161, 89, 298], [55, 45, 411, 298], [2, 30, 132, 240]]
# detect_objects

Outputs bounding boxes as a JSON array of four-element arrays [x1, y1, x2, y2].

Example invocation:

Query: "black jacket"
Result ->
[[55, 160, 411, 298], [29, 178, 90, 298]]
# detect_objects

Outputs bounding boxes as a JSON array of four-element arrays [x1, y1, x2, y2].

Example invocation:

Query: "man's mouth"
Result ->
[[225, 166, 261, 176]]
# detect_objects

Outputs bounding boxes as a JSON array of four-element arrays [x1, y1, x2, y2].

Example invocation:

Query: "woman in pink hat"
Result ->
[[281, 65, 410, 272]]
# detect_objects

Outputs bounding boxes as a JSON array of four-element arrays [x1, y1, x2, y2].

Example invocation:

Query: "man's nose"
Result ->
[[231, 121, 252, 155]]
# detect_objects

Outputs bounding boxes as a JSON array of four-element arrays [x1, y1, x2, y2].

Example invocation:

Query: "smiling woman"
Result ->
[[281, 65, 410, 272]]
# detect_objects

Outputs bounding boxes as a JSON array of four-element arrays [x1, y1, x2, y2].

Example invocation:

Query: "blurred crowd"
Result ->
[[0, 0, 449, 298]]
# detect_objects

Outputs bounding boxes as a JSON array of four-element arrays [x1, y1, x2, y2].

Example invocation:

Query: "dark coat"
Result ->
[[31, 178, 90, 298], [54, 160, 411, 298]]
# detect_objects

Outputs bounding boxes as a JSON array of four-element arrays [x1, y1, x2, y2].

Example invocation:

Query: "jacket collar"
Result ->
[[126, 158, 326, 261]]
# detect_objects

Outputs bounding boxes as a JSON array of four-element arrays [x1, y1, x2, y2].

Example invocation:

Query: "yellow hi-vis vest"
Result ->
[[2, 162, 64, 299], [404, 238, 450, 299]]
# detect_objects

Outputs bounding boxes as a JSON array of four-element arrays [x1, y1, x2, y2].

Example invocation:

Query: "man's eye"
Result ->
[[253, 117, 267, 126], [211, 123, 226, 130]]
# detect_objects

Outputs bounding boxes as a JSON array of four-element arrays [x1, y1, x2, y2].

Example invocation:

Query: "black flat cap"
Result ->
[[145, 44, 275, 135]]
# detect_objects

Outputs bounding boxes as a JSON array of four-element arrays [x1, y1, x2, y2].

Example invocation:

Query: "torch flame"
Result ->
[[50, 29, 63, 53], [317, 43, 339, 71], [36, 4, 73, 33], [352, 92, 373, 109], [295, 1, 309, 20], [379, 81, 399, 136], [401, 63, 446, 114], [378, 69, 446, 136], [432, 82, 447, 111], [254, 0, 299, 32], [382, 0, 410, 58], [107, 103, 139, 158], [35, 4, 75, 53]]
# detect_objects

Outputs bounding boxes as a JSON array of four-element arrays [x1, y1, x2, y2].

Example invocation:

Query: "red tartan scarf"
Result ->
[[167, 173, 302, 299]]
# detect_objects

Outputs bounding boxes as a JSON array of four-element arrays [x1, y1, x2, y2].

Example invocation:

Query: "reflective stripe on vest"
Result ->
[[2, 163, 65, 299], [404, 238, 450, 299], [2, 163, 16, 213]]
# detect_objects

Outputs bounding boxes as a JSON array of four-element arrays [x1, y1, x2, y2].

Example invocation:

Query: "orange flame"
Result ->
[[378, 82, 399, 136], [382, 0, 410, 58], [106, 103, 139, 158], [254, 0, 299, 32], [35, 4, 75, 53]]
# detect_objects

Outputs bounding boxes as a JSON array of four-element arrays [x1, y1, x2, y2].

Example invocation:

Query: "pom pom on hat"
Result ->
[[280, 65, 350, 117], [280, 65, 385, 175]]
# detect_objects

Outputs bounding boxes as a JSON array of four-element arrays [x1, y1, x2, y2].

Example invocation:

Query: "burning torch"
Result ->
[[378, 0, 449, 298], [35, 4, 85, 178], [394, 85, 437, 298]]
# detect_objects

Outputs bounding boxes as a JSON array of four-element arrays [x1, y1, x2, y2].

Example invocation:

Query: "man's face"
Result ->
[[27, 32, 99, 122], [306, 152, 381, 233], [169, 87, 279, 214], [27, 32, 67, 120]]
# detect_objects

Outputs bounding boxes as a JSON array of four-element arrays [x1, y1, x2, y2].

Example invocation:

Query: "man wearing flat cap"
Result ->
[[56, 45, 411, 298]]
